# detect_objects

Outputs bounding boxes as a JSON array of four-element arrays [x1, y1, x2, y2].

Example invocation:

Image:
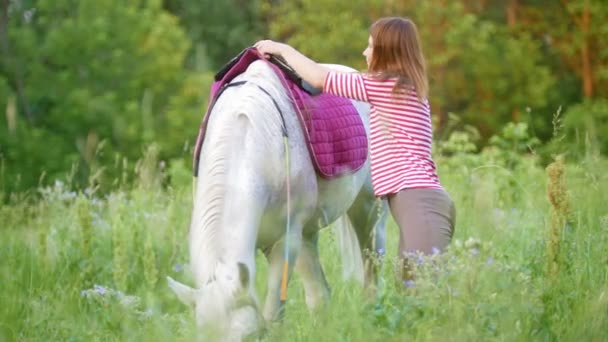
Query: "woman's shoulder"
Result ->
[[364, 72, 399, 84], [363, 74, 404, 91], [320, 64, 359, 73]]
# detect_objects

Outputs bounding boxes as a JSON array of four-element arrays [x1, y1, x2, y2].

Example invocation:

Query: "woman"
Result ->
[[255, 17, 455, 282]]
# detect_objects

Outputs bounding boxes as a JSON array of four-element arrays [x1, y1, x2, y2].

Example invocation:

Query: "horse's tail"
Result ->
[[333, 215, 365, 284]]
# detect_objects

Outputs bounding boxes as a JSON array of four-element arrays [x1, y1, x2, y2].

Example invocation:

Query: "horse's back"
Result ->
[[236, 60, 374, 234], [300, 64, 373, 230]]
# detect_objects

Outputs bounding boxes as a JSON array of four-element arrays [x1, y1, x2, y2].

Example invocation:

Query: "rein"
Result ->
[[204, 78, 293, 303]]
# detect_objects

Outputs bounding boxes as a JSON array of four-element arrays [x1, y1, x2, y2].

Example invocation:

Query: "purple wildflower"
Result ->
[[431, 246, 441, 255], [486, 257, 494, 265], [403, 280, 415, 288], [81, 290, 88, 297], [377, 248, 385, 256], [173, 264, 183, 272], [94, 285, 106, 295]]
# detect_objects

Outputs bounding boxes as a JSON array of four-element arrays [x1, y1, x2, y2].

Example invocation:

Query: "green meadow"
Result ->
[[2, 126, 606, 341]]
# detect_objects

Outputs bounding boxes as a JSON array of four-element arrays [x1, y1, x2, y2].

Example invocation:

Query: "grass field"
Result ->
[[2, 143, 607, 341]]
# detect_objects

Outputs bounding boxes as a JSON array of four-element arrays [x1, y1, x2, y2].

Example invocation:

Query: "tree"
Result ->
[[163, 0, 266, 70], [265, 0, 554, 139], [517, 0, 608, 100], [515, 1, 608, 154], [264, 0, 387, 70], [0, 0, 209, 194]]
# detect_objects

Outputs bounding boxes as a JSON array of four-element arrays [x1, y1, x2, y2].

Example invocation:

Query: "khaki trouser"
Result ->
[[387, 188, 456, 280]]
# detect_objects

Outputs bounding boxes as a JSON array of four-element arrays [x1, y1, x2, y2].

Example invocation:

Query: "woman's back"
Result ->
[[324, 72, 441, 197]]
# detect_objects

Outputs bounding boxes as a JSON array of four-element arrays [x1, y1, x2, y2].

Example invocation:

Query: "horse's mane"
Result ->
[[189, 60, 294, 286]]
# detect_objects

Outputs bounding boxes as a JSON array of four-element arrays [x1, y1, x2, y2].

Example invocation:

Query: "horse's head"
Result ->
[[167, 262, 264, 340]]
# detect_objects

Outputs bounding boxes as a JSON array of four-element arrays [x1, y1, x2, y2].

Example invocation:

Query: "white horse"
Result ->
[[168, 60, 387, 340]]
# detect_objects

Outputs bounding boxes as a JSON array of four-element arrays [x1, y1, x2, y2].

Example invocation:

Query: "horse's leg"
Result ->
[[262, 228, 303, 322], [294, 231, 330, 310], [347, 189, 388, 291]]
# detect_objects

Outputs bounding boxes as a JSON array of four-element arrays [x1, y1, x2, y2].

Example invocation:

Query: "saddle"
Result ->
[[193, 47, 368, 179]]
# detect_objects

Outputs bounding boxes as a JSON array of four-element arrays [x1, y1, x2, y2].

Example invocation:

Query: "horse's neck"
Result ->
[[189, 72, 290, 286], [190, 155, 264, 287]]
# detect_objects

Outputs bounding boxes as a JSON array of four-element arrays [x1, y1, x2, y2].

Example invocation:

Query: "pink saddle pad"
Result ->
[[285, 83, 367, 178], [193, 48, 367, 179]]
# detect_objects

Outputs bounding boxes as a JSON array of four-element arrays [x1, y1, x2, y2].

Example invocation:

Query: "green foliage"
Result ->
[[163, 0, 266, 70], [488, 122, 540, 169], [562, 99, 608, 157], [438, 121, 540, 172], [266, 1, 555, 140], [369, 240, 543, 340], [0, 0, 210, 194], [265, 0, 387, 69], [2, 146, 607, 340], [415, 2, 553, 137], [1, 0, 608, 195]]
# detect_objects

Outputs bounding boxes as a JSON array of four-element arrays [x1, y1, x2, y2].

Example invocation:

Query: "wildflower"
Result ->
[[493, 208, 505, 220], [403, 280, 415, 288], [486, 257, 494, 265], [400, 251, 424, 266], [431, 246, 440, 255], [376, 248, 385, 256], [173, 264, 183, 272], [81, 290, 88, 297], [140, 309, 154, 319], [118, 294, 140, 307], [61, 191, 77, 200], [94, 285, 107, 295]]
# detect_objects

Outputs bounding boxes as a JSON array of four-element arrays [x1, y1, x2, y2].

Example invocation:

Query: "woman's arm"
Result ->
[[254, 40, 329, 89]]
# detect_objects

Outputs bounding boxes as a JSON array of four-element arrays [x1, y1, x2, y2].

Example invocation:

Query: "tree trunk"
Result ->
[[0, 0, 8, 52], [511, 108, 520, 122], [1, 1, 33, 122], [507, 0, 519, 122], [435, 67, 447, 132], [507, 0, 518, 28], [580, 0, 593, 98]]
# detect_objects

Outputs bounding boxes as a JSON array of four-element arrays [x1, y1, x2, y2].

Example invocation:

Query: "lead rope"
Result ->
[[280, 135, 291, 302], [251, 81, 292, 302]]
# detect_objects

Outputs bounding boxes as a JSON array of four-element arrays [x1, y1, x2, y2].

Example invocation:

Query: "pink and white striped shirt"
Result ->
[[323, 71, 442, 197]]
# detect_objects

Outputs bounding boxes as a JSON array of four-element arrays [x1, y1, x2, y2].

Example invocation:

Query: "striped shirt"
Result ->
[[323, 71, 442, 197]]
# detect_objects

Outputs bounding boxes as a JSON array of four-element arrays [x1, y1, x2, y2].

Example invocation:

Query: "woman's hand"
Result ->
[[254, 40, 290, 58], [253, 39, 328, 89]]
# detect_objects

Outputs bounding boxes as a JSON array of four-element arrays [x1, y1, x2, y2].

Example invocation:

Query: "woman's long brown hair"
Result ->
[[368, 17, 428, 100]]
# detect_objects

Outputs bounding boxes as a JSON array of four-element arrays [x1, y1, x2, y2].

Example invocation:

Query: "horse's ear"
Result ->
[[167, 276, 196, 307], [237, 262, 250, 288]]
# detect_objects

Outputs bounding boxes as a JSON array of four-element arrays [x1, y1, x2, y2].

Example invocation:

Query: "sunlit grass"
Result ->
[[1, 148, 607, 341]]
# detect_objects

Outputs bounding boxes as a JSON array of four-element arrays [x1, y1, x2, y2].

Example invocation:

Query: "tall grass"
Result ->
[[1, 134, 607, 341]]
